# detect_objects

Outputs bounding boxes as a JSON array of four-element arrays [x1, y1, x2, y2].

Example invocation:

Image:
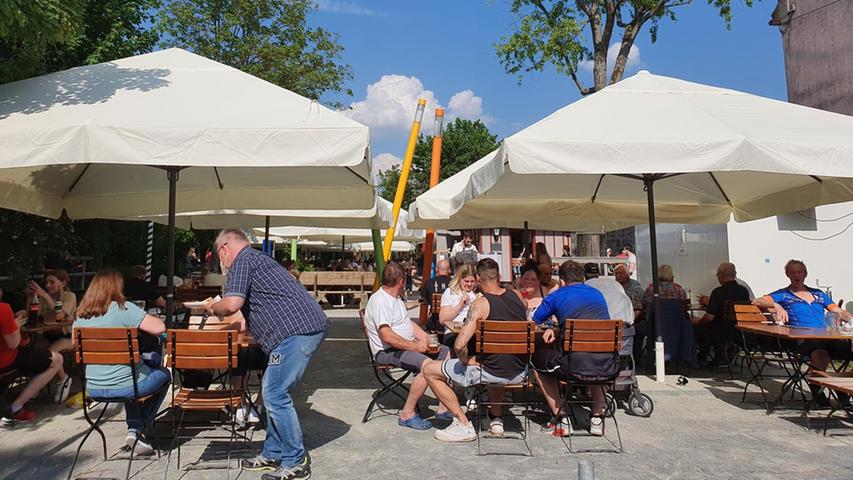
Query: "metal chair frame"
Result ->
[[359, 309, 413, 423]]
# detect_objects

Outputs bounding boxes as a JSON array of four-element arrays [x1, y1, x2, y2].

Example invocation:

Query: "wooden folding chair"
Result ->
[[734, 303, 792, 411], [358, 309, 414, 423], [561, 319, 623, 453], [69, 327, 164, 480], [473, 319, 536, 456], [164, 329, 242, 478]]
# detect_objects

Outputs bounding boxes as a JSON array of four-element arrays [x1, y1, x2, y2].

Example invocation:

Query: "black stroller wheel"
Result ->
[[628, 392, 654, 417], [604, 393, 617, 418]]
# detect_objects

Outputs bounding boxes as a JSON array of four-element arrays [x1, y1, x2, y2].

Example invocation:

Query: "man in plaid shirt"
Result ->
[[208, 228, 327, 480]]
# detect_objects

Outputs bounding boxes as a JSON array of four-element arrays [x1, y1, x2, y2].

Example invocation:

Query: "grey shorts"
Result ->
[[375, 344, 450, 373], [441, 358, 527, 387]]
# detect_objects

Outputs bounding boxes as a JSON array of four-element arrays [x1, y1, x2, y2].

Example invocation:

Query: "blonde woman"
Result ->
[[439, 263, 477, 333]]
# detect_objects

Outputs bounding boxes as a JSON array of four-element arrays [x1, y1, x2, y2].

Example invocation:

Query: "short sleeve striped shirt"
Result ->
[[224, 247, 328, 354]]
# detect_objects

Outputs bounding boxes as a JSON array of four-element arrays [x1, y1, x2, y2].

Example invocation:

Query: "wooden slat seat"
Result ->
[[173, 388, 242, 410]]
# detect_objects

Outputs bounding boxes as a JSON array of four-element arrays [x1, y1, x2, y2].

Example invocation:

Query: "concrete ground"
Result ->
[[2, 309, 852, 480]]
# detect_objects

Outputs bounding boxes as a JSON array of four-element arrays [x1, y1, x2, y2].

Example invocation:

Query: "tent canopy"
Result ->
[[0, 48, 374, 219], [408, 71, 853, 230]]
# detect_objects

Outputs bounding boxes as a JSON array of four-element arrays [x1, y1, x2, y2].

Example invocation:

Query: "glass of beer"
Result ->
[[427, 334, 439, 354]]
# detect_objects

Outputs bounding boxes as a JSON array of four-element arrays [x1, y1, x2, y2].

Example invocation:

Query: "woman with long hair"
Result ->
[[438, 263, 478, 333], [73, 270, 170, 455], [514, 260, 547, 320]]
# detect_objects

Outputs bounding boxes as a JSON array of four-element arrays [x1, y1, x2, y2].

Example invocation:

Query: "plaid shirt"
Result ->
[[643, 281, 687, 309], [224, 247, 328, 354]]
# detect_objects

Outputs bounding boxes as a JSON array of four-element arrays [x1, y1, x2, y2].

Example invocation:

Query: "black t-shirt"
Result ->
[[125, 277, 160, 309], [707, 280, 750, 324], [420, 274, 451, 301]]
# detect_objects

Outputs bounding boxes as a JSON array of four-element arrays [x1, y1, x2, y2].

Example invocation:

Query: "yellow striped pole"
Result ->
[[383, 98, 426, 261]]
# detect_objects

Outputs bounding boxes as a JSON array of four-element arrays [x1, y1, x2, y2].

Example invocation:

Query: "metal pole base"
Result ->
[[655, 340, 666, 383]]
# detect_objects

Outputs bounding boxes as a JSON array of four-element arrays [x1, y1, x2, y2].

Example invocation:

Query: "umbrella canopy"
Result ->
[[350, 241, 415, 253], [0, 47, 374, 219], [254, 223, 424, 244], [408, 71, 853, 230], [146, 197, 397, 230]]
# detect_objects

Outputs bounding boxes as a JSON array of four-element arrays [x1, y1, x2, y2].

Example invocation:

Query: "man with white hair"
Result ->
[[692, 262, 751, 365], [206, 228, 327, 480]]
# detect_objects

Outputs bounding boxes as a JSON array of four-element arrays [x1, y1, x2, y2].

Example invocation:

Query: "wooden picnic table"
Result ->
[[736, 322, 853, 410], [22, 320, 73, 335]]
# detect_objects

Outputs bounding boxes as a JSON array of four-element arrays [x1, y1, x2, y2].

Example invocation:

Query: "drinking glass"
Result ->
[[825, 311, 839, 330]]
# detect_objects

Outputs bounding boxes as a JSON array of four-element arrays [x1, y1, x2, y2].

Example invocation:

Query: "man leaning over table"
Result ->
[[206, 228, 327, 480], [364, 262, 451, 430], [422, 258, 529, 443]]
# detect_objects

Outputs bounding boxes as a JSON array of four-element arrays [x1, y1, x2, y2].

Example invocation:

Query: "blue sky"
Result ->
[[310, 0, 787, 176]]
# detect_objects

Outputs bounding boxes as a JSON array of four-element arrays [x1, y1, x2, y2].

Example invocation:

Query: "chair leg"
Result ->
[[68, 402, 109, 480]]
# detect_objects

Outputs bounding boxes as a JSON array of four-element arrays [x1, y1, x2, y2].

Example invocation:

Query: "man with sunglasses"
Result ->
[[206, 228, 328, 480]]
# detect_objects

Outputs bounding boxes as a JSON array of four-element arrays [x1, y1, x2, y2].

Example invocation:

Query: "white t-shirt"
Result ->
[[364, 288, 414, 356], [440, 288, 476, 332], [626, 252, 638, 280], [585, 276, 635, 325]]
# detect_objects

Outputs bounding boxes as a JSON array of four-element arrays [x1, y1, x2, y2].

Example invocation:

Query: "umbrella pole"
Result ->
[[342, 235, 346, 258], [165, 168, 179, 327], [523, 221, 530, 259], [371, 229, 385, 291], [264, 215, 271, 256], [644, 174, 666, 383]]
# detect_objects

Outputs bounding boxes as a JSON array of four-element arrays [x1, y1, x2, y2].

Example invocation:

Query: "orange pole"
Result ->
[[419, 108, 444, 326]]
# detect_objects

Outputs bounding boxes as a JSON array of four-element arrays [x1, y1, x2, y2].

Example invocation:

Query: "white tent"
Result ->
[[0, 48, 373, 319], [147, 197, 397, 230], [408, 71, 853, 230], [254, 223, 424, 244], [0, 48, 373, 219], [407, 71, 853, 382]]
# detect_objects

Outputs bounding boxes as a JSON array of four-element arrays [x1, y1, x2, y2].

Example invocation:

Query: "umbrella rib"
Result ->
[[810, 175, 823, 184], [591, 174, 606, 203], [708, 172, 732, 206], [345, 166, 370, 185], [213, 166, 224, 190], [64, 164, 91, 197]]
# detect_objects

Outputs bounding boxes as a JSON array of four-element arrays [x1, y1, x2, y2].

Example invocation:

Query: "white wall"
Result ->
[[635, 223, 730, 299], [728, 201, 853, 308]]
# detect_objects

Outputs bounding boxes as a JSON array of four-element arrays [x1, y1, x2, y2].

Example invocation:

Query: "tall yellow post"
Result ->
[[383, 98, 426, 261]]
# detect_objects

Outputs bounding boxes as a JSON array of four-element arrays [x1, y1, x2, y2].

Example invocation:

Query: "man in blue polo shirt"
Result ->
[[208, 228, 328, 480], [531, 260, 613, 437]]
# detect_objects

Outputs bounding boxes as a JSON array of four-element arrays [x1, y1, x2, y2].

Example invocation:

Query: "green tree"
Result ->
[[495, 0, 754, 95], [158, 0, 353, 101], [377, 118, 500, 208]]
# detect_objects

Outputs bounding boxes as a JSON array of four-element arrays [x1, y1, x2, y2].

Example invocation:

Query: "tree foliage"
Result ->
[[158, 0, 353, 102], [377, 119, 500, 208], [495, 0, 754, 95]]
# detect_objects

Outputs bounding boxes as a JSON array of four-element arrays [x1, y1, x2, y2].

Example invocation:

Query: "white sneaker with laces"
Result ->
[[247, 405, 261, 423], [589, 416, 604, 436], [434, 418, 477, 443], [125, 431, 154, 456], [488, 416, 504, 436]]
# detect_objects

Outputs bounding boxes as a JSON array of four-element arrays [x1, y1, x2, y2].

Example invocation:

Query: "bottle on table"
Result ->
[[28, 294, 40, 325]]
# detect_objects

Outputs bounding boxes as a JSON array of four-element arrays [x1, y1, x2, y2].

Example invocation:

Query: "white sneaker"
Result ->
[[542, 416, 573, 437], [125, 431, 155, 456], [53, 377, 72, 404], [589, 416, 604, 436], [434, 418, 477, 443], [488, 416, 504, 436]]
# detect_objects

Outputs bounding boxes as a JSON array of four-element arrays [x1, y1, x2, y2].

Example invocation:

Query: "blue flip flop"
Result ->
[[434, 411, 454, 422], [398, 414, 433, 430]]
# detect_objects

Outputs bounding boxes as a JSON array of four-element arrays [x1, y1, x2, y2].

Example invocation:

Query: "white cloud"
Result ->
[[314, 1, 383, 16], [371, 153, 402, 181], [579, 42, 642, 78], [343, 75, 491, 136]]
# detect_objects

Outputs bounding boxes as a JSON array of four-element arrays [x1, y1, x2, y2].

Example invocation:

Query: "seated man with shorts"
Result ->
[[364, 262, 449, 430], [422, 258, 529, 442], [532, 261, 615, 437]]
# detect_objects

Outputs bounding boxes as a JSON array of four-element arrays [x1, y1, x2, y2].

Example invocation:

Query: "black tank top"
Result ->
[[480, 289, 529, 378]]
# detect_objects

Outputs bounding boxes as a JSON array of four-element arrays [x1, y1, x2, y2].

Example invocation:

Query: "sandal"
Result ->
[[398, 414, 433, 430]]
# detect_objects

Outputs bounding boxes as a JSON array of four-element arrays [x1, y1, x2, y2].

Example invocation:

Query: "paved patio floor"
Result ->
[[2, 309, 852, 479]]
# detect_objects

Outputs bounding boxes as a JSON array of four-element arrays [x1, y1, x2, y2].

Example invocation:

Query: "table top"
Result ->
[[737, 322, 853, 341], [22, 321, 73, 334]]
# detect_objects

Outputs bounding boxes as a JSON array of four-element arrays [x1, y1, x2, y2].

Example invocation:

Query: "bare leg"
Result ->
[[487, 387, 504, 417], [590, 386, 605, 417], [434, 352, 451, 415], [809, 349, 831, 372], [14, 352, 63, 408], [49, 339, 71, 383], [422, 361, 469, 425], [400, 373, 428, 420], [533, 370, 563, 416]]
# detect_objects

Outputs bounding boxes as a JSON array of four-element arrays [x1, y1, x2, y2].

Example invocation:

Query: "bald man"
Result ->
[[421, 259, 452, 332], [693, 262, 750, 365]]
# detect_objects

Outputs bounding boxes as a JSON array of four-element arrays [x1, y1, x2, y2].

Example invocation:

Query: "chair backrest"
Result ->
[[166, 329, 237, 370], [431, 293, 442, 315], [358, 308, 379, 367], [474, 320, 536, 355], [563, 319, 622, 354], [74, 327, 139, 366], [732, 303, 767, 323]]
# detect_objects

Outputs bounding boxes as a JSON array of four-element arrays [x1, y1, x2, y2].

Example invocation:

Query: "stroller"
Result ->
[[606, 324, 654, 417]]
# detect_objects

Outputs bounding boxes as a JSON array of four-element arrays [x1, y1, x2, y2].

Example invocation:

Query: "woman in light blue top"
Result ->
[[73, 270, 170, 455]]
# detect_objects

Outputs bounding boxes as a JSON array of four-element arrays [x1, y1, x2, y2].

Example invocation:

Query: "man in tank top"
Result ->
[[422, 258, 529, 443]]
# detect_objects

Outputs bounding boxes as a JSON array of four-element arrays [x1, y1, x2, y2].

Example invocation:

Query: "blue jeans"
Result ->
[[261, 330, 327, 468], [88, 366, 171, 433]]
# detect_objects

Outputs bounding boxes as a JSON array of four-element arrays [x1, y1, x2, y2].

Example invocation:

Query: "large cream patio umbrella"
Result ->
[[0, 48, 373, 320], [408, 70, 853, 381]]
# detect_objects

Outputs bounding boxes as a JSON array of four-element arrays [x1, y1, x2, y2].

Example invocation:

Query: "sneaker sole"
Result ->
[[434, 435, 477, 443], [242, 463, 279, 472]]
